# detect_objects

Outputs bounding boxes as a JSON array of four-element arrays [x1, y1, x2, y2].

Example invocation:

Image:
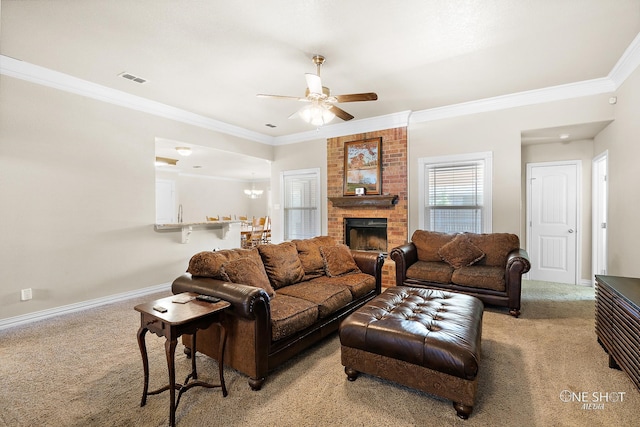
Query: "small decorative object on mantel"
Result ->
[[355, 187, 365, 196], [344, 137, 382, 196]]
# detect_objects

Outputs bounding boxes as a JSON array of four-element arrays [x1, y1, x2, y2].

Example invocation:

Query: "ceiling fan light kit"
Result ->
[[299, 103, 336, 126], [258, 55, 377, 127]]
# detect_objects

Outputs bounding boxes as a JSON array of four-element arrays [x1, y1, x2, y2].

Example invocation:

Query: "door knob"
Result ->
[[568, 229, 574, 233]]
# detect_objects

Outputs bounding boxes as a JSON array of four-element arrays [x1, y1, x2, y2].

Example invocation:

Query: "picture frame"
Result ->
[[343, 137, 382, 195]]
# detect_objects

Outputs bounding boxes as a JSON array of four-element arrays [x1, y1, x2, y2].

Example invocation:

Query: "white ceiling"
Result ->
[[2, 0, 639, 178]]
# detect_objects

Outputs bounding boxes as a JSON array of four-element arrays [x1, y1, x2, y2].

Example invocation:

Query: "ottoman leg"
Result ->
[[453, 402, 473, 419], [344, 367, 359, 381]]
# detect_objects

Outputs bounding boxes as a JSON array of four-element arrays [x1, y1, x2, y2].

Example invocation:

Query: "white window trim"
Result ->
[[280, 168, 321, 240], [418, 152, 493, 233]]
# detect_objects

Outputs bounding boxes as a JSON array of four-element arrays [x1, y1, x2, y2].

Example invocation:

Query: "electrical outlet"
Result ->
[[21, 288, 33, 301]]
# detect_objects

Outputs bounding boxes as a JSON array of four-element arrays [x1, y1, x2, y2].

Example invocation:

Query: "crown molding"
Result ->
[[0, 55, 275, 145], [409, 77, 615, 124], [270, 111, 412, 145], [3, 29, 640, 146], [609, 32, 640, 89]]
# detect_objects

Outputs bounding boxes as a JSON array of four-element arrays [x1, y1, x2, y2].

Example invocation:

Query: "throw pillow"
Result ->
[[186, 248, 263, 279], [258, 242, 305, 289], [221, 257, 275, 297], [292, 236, 336, 280], [411, 230, 456, 262], [187, 250, 239, 279], [438, 233, 485, 269], [320, 244, 361, 277]]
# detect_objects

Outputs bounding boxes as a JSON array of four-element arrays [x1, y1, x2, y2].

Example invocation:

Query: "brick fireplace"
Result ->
[[327, 127, 408, 287]]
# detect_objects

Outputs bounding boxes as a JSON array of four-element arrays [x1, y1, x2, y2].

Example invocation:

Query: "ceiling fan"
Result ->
[[257, 55, 378, 126]]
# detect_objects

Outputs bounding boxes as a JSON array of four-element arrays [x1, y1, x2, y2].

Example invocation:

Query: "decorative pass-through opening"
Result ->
[[345, 218, 388, 253]]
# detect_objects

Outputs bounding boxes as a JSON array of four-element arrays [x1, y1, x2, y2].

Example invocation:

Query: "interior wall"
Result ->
[[0, 76, 273, 320], [594, 66, 640, 278], [407, 94, 615, 253], [521, 139, 595, 282]]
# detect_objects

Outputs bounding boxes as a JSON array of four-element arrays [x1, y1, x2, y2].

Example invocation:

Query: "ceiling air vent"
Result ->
[[119, 72, 147, 84]]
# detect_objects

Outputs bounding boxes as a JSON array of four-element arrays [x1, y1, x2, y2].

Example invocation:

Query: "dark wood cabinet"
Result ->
[[594, 275, 640, 391]]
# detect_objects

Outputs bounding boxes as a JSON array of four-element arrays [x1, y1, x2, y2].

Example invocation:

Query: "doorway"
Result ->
[[526, 161, 580, 284]]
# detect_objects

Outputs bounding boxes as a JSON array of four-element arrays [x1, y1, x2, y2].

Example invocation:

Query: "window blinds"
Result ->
[[426, 161, 484, 233], [283, 172, 319, 240]]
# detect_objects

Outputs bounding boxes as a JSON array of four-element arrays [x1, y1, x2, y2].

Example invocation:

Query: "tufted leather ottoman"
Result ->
[[339, 286, 483, 419]]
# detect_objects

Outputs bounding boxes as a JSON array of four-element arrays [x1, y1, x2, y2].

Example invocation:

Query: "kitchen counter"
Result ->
[[154, 220, 241, 243]]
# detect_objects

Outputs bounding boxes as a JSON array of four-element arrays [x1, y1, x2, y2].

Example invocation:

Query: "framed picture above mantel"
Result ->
[[343, 137, 382, 196]]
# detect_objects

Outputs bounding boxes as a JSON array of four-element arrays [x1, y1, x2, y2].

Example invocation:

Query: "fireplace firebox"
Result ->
[[345, 218, 388, 253]]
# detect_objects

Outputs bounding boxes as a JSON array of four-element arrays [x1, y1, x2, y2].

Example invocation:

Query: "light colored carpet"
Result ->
[[0, 281, 637, 426]]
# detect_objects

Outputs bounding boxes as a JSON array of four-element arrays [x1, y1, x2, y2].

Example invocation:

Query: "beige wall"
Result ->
[[0, 76, 273, 320], [594, 66, 640, 278], [521, 139, 596, 282], [408, 94, 614, 238]]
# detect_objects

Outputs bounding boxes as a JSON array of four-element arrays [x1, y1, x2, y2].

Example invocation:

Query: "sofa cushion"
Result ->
[[411, 230, 455, 262], [452, 265, 506, 292], [187, 248, 262, 279], [406, 260, 454, 284], [293, 236, 337, 280], [269, 294, 319, 341], [438, 233, 485, 269], [258, 242, 305, 289], [466, 233, 519, 267], [277, 281, 352, 318], [309, 273, 376, 299], [321, 244, 361, 277], [220, 257, 275, 298]]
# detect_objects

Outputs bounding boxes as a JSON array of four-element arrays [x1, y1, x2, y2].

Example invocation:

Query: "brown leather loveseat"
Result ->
[[172, 236, 383, 390], [390, 230, 530, 317]]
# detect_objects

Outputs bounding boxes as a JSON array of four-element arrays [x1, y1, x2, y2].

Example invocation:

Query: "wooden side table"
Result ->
[[135, 293, 230, 427]]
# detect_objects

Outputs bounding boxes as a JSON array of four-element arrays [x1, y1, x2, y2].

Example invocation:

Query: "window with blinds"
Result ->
[[422, 153, 491, 233], [282, 169, 321, 240]]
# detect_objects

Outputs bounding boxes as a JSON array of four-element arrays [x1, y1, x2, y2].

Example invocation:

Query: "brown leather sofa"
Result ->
[[172, 236, 384, 390], [390, 230, 530, 317]]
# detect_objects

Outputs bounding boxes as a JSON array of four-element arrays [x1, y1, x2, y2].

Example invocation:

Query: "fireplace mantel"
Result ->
[[329, 195, 399, 208]]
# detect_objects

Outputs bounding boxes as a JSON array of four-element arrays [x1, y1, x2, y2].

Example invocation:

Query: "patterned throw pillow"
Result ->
[[258, 242, 305, 289], [438, 233, 485, 269], [320, 244, 361, 277], [221, 257, 275, 297], [187, 248, 262, 279], [411, 230, 456, 262]]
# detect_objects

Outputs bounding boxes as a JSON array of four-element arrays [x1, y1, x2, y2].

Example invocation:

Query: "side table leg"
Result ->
[[218, 324, 228, 397], [183, 332, 198, 385], [136, 327, 149, 407], [191, 332, 198, 380], [165, 337, 178, 427]]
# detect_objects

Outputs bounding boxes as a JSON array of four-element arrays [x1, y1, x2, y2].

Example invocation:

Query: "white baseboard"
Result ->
[[0, 283, 172, 331]]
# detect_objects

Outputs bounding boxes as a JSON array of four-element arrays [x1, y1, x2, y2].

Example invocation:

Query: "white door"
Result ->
[[592, 152, 608, 277], [156, 179, 176, 223], [527, 162, 579, 284]]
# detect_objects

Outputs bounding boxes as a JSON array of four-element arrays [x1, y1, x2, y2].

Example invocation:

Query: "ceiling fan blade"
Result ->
[[329, 105, 354, 121], [288, 110, 301, 119], [257, 94, 309, 102], [334, 92, 378, 102], [305, 73, 323, 95]]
